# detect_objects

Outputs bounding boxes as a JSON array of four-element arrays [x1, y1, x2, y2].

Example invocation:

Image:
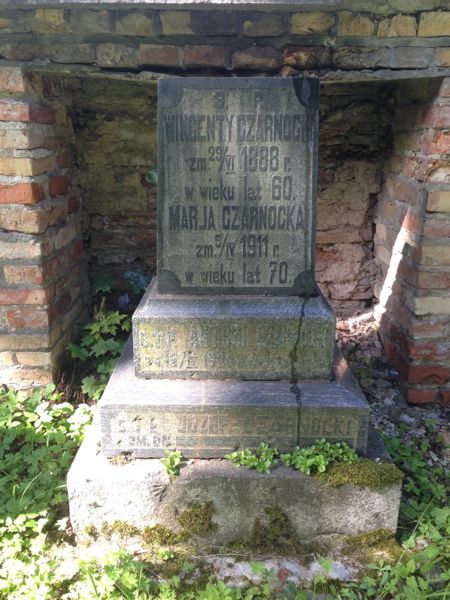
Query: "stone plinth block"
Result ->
[[133, 279, 335, 380], [68, 424, 400, 547], [99, 338, 369, 458]]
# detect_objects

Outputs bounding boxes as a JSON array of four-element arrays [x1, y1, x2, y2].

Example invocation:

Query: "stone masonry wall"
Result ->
[[0, 65, 88, 388], [375, 78, 450, 405], [59, 75, 392, 317], [0, 3, 449, 74], [0, 0, 449, 400]]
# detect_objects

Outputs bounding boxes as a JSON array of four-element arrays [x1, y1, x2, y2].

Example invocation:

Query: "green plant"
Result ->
[[225, 442, 279, 474], [281, 439, 359, 475], [0, 384, 92, 599], [161, 450, 184, 479], [68, 310, 131, 400]]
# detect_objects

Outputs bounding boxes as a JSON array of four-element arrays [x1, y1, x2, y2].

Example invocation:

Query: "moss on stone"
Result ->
[[142, 524, 189, 546], [84, 524, 98, 539], [249, 505, 301, 555], [318, 459, 404, 489], [100, 520, 139, 539], [343, 528, 405, 566], [177, 501, 217, 535]]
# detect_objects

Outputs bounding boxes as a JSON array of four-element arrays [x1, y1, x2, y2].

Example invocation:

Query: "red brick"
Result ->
[[407, 363, 450, 385], [403, 386, 437, 405], [412, 319, 448, 339], [6, 307, 49, 330], [232, 47, 281, 70], [57, 151, 72, 168], [423, 217, 450, 237], [409, 340, 450, 360], [49, 175, 70, 197], [73, 239, 84, 260], [184, 45, 226, 67], [0, 67, 27, 93], [0, 183, 45, 205], [385, 176, 421, 205], [422, 104, 450, 129], [439, 79, 450, 98], [417, 270, 450, 289], [439, 387, 450, 406], [67, 196, 78, 214], [49, 292, 72, 321], [282, 46, 331, 69], [402, 156, 440, 181], [422, 129, 450, 155], [0, 288, 49, 305], [138, 44, 182, 67], [4, 264, 44, 285], [0, 100, 55, 124]]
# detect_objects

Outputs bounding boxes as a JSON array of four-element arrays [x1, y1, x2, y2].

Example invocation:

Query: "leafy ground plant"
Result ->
[[281, 439, 360, 475], [68, 309, 131, 400], [161, 450, 184, 479], [0, 384, 92, 599], [225, 442, 279, 474]]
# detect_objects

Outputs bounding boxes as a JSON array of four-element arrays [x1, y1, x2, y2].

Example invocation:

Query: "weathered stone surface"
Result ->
[[69, 423, 399, 546], [133, 279, 335, 380], [99, 337, 369, 457], [157, 77, 319, 296]]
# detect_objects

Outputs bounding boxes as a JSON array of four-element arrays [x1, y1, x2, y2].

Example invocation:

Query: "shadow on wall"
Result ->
[[63, 75, 397, 319], [374, 77, 450, 405]]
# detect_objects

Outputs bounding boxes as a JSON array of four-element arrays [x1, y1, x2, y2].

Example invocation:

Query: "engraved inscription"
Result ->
[[136, 318, 333, 378], [158, 80, 318, 294], [107, 409, 297, 451]]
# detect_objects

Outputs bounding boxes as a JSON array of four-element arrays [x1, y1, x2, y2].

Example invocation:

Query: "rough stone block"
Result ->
[[291, 12, 334, 35], [96, 44, 138, 68], [99, 337, 369, 458], [69, 9, 111, 34], [138, 44, 182, 67], [68, 423, 400, 546], [427, 190, 450, 213], [231, 47, 280, 70], [418, 11, 450, 36], [32, 8, 69, 34], [184, 45, 226, 68], [337, 11, 375, 36], [133, 280, 335, 380], [160, 11, 193, 35], [243, 13, 285, 37], [378, 15, 417, 37], [115, 12, 155, 36]]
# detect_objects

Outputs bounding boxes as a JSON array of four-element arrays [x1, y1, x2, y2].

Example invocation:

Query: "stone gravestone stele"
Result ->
[[157, 78, 318, 296], [98, 77, 370, 458]]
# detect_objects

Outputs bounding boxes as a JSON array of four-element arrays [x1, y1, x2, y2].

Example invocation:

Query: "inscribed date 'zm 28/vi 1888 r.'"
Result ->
[[157, 78, 319, 296]]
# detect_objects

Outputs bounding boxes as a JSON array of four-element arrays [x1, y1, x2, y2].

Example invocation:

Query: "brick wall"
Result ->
[[0, 0, 449, 400], [0, 65, 88, 388], [375, 78, 450, 405], [0, 4, 449, 73]]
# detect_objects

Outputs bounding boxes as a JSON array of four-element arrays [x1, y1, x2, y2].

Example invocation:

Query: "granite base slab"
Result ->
[[99, 338, 369, 458], [68, 423, 400, 547], [133, 280, 335, 380]]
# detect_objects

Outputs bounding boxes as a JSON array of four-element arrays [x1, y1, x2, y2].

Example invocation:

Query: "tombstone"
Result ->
[[68, 78, 401, 547], [99, 77, 369, 458]]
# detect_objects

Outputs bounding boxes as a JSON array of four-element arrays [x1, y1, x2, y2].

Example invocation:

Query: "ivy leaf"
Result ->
[[91, 338, 122, 357], [67, 343, 89, 361]]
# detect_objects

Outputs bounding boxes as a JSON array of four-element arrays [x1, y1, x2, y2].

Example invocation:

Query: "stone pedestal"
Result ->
[[68, 423, 401, 548], [133, 280, 335, 380], [99, 337, 369, 457]]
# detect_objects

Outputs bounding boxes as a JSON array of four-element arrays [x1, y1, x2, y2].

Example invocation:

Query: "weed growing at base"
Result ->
[[0, 384, 448, 599], [68, 309, 131, 400]]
